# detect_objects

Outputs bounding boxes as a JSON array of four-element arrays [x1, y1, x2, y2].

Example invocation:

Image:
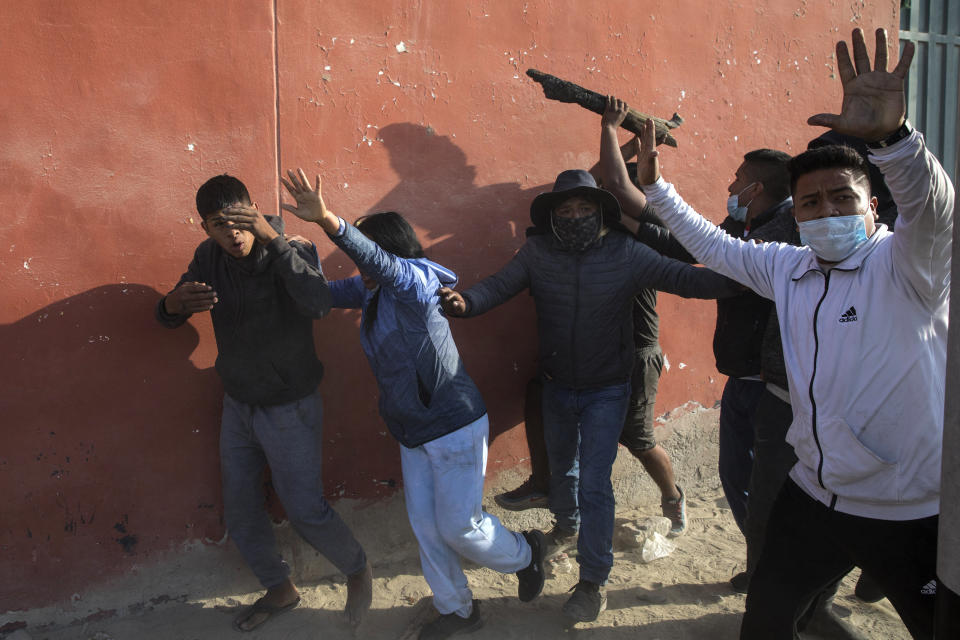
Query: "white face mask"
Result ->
[[726, 183, 756, 222], [798, 214, 869, 263]]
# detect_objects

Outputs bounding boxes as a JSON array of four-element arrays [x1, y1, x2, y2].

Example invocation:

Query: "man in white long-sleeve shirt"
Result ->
[[618, 28, 952, 639]]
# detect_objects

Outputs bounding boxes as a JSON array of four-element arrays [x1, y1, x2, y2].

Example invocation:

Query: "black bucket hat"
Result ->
[[530, 169, 622, 228]]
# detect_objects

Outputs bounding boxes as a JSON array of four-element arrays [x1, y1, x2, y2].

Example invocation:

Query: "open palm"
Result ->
[[281, 168, 327, 223], [808, 28, 915, 141]]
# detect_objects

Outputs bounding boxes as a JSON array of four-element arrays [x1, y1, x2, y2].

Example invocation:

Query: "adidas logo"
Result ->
[[838, 306, 858, 323], [920, 579, 937, 596]]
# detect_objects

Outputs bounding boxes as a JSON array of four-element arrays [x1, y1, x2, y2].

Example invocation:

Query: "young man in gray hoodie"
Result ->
[[156, 175, 371, 633]]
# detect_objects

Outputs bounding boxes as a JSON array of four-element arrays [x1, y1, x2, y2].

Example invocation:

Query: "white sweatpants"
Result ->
[[400, 414, 531, 617]]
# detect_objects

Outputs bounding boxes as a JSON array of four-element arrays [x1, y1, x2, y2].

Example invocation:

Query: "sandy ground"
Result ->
[[23, 407, 911, 640]]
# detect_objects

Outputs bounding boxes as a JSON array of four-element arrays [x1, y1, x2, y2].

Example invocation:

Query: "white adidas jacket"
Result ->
[[645, 131, 953, 520]]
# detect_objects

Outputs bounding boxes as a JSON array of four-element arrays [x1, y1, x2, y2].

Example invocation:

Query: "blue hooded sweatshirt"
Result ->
[[329, 222, 486, 448]]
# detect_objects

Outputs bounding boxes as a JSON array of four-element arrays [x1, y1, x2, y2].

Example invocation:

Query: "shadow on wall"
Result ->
[[352, 122, 547, 447], [0, 127, 553, 612], [0, 284, 223, 611]]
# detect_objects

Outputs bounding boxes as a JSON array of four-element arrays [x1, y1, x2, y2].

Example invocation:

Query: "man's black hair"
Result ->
[[195, 175, 251, 219], [355, 211, 425, 259], [808, 132, 898, 229], [742, 149, 792, 202], [788, 145, 871, 196]]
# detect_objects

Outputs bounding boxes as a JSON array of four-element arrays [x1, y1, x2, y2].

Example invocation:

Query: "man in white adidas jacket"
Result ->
[[629, 28, 952, 639]]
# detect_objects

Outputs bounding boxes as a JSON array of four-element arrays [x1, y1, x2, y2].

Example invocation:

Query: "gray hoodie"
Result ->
[[156, 215, 331, 406]]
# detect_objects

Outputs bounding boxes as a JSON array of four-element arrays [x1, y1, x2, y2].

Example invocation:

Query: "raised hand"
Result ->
[[635, 118, 661, 186], [164, 282, 218, 315], [281, 168, 340, 234], [220, 204, 279, 244], [807, 28, 915, 141], [437, 287, 468, 316], [602, 95, 630, 130]]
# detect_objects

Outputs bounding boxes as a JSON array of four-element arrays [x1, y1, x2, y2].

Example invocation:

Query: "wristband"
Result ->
[[866, 121, 914, 149]]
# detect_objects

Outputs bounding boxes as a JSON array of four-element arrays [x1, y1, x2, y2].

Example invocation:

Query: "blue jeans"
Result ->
[[718, 378, 766, 533], [220, 390, 367, 588], [400, 415, 530, 617], [541, 379, 631, 585]]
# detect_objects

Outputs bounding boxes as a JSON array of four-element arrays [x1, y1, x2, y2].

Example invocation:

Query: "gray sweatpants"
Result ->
[[220, 390, 367, 588]]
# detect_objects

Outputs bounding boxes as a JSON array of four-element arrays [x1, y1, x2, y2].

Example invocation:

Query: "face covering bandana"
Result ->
[[551, 212, 601, 252], [725, 183, 756, 222], [798, 214, 869, 263]]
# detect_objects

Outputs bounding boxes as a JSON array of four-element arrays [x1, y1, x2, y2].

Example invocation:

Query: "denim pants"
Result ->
[[541, 379, 631, 585], [400, 414, 531, 617], [718, 377, 766, 532], [220, 390, 367, 588]]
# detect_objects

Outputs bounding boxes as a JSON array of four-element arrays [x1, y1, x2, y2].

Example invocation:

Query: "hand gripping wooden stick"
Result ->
[[526, 68, 683, 147]]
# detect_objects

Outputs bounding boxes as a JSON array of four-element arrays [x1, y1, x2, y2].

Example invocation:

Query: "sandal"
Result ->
[[232, 595, 301, 632]]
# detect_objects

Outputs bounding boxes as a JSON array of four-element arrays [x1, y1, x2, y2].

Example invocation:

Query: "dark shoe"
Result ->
[[729, 571, 750, 593], [562, 580, 607, 622], [854, 571, 884, 603], [517, 530, 546, 601], [494, 478, 549, 511], [544, 523, 578, 554], [661, 484, 687, 537], [418, 600, 483, 640]]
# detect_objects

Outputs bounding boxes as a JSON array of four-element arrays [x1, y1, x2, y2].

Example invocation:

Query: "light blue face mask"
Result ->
[[726, 183, 756, 222], [798, 214, 869, 263]]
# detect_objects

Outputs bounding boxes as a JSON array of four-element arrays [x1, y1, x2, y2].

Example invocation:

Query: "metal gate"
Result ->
[[900, 0, 960, 179]]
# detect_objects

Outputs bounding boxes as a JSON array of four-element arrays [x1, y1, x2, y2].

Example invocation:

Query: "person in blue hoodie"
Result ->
[[277, 168, 546, 640]]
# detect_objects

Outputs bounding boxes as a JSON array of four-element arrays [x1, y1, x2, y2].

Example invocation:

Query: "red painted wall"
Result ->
[[0, 0, 898, 613]]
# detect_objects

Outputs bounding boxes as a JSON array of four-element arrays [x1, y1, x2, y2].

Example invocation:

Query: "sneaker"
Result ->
[[418, 599, 483, 640], [562, 580, 607, 622], [544, 523, 578, 554], [729, 570, 750, 593], [516, 530, 546, 602], [661, 484, 687, 537], [494, 478, 549, 511]]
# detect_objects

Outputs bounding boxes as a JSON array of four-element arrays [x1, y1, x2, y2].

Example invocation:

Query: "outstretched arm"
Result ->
[[632, 243, 742, 299], [635, 117, 783, 298], [281, 168, 427, 301], [441, 248, 532, 317], [874, 134, 953, 307], [599, 96, 651, 220], [632, 222, 697, 263]]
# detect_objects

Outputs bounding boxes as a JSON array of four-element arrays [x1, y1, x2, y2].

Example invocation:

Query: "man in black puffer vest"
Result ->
[[439, 168, 739, 623]]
